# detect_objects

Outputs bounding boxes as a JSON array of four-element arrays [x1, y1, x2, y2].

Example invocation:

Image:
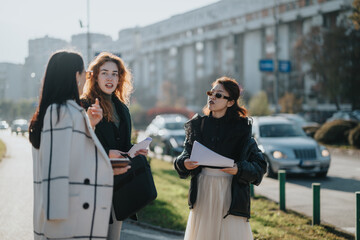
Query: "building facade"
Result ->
[[114, 0, 353, 110]]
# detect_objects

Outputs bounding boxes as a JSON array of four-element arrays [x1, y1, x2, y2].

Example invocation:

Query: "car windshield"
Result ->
[[164, 122, 185, 130], [259, 124, 306, 137]]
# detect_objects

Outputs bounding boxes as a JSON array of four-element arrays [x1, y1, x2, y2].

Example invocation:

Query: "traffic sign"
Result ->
[[259, 59, 291, 73], [279, 60, 291, 73], [259, 59, 274, 72]]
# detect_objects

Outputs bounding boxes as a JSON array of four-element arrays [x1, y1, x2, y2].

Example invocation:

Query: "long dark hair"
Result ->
[[29, 51, 84, 149], [203, 76, 248, 119]]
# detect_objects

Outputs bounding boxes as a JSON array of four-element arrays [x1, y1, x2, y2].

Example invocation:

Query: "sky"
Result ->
[[0, 0, 219, 64]]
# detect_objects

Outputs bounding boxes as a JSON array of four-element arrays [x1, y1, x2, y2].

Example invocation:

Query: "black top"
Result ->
[[81, 95, 132, 155]]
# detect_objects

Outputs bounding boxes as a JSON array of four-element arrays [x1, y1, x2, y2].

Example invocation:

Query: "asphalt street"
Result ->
[[255, 148, 360, 236]]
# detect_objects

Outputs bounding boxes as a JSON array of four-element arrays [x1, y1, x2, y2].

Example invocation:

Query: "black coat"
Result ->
[[174, 113, 267, 219], [81, 95, 132, 154], [81, 95, 134, 221]]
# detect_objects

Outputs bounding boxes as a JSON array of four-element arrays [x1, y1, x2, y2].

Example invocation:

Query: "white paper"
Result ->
[[128, 137, 152, 158], [190, 141, 234, 168]]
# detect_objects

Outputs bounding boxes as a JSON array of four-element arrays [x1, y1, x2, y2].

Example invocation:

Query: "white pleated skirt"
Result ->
[[184, 168, 253, 240]]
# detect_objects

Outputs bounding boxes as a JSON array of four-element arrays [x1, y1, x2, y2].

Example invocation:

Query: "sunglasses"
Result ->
[[206, 91, 230, 100]]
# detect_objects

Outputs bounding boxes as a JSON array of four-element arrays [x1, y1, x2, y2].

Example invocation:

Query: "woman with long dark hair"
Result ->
[[29, 50, 128, 240], [174, 76, 267, 240], [81, 52, 148, 240]]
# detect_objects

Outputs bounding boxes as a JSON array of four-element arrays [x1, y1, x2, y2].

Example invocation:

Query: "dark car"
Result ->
[[11, 119, 29, 135], [326, 111, 360, 122], [145, 114, 188, 156], [252, 116, 331, 178]]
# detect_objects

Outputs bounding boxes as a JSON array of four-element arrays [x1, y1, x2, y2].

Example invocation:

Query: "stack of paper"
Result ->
[[128, 137, 152, 158], [190, 141, 234, 168]]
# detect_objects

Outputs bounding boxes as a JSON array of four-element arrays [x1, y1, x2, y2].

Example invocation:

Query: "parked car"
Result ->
[[273, 113, 319, 128], [0, 120, 9, 130], [326, 110, 360, 122], [145, 114, 188, 156], [252, 116, 331, 178], [11, 119, 29, 135]]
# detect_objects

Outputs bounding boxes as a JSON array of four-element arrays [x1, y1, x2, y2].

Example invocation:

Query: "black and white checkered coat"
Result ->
[[32, 100, 114, 240]]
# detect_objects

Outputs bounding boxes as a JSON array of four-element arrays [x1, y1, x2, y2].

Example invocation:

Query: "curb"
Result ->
[[124, 219, 185, 236]]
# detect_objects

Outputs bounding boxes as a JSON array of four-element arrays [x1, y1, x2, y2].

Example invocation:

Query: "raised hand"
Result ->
[[87, 98, 103, 128]]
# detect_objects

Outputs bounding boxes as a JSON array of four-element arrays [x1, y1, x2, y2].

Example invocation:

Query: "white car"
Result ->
[[0, 121, 9, 130], [252, 116, 331, 178], [145, 114, 188, 156]]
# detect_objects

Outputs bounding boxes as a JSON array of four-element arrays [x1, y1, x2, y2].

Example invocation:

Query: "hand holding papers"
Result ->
[[128, 137, 152, 158], [190, 141, 234, 168]]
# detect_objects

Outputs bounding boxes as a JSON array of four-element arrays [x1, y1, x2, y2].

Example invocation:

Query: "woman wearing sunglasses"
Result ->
[[81, 52, 148, 240], [174, 76, 267, 240]]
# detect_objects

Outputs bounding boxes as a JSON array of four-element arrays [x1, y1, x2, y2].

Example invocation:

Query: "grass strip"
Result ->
[[0, 139, 6, 161], [138, 158, 353, 240]]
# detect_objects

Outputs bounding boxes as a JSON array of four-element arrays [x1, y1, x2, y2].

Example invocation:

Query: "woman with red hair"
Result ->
[[81, 52, 147, 240]]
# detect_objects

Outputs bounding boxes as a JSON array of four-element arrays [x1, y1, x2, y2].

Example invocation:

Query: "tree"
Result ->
[[350, 0, 360, 30], [296, 25, 360, 110], [278, 92, 303, 113], [248, 91, 271, 116]]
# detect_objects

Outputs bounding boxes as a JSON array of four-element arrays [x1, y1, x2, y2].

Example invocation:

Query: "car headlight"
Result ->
[[272, 151, 287, 159], [321, 149, 330, 157]]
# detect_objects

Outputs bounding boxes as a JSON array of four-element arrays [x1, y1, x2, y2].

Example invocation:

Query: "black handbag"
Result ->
[[112, 154, 157, 221]]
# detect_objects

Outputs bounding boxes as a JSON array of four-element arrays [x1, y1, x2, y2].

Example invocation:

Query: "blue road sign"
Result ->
[[279, 60, 291, 73], [259, 59, 274, 72]]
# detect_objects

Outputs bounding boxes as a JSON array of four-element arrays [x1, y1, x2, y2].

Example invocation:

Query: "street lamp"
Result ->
[[79, 0, 91, 64], [273, 0, 280, 113]]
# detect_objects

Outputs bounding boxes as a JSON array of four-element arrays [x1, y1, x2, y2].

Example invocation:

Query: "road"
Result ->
[[0, 130, 183, 240], [255, 149, 360, 235]]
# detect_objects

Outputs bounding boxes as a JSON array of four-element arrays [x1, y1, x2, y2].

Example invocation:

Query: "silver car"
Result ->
[[252, 116, 330, 178]]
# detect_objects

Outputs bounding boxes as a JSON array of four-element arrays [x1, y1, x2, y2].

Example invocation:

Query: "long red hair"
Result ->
[[82, 52, 133, 121]]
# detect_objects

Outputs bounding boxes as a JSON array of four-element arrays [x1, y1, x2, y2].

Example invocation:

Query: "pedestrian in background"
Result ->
[[174, 76, 267, 240], [81, 52, 148, 240], [29, 50, 129, 240]]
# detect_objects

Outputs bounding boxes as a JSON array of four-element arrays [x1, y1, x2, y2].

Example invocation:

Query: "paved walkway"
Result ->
[[0, 130, 33, 240]]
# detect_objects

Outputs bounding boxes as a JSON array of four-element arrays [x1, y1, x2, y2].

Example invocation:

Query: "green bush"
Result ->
[[314, 120, 358, 144], [248, 91, 271, 116], [348, 124, 360, 148]]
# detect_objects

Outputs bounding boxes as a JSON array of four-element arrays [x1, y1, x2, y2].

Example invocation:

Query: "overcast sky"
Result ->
[[0, 0, 219, 64]]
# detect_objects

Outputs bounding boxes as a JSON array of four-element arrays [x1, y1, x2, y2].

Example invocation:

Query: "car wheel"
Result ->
[[265, 156, 276, 178], [315, 171, 328, 178]]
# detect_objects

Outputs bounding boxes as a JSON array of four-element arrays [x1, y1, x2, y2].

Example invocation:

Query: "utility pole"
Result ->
[[86, 0, 91, 64], [273, 0, 280, 113]]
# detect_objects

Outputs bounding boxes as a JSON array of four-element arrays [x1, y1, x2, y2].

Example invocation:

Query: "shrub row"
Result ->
[[314, 120, 360, 148]]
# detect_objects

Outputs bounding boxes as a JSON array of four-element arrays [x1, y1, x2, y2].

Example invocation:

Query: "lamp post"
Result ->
[[86, 0, 91, 64], [80, 0, 91, 64], [273, 0, 280, 113]]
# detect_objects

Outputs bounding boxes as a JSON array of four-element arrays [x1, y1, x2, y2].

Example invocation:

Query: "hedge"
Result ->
[[314, 120, 358, 145], [348, 124, 360, 148]]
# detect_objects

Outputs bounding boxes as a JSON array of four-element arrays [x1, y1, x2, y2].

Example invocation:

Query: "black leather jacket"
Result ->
[[174, 114, 267, 219]]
